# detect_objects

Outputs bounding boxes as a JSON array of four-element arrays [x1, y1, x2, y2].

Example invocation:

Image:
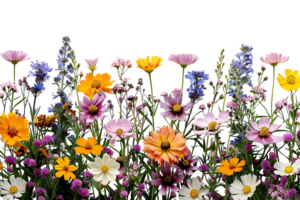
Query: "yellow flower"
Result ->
[[277, 69, 300, 91], [0, 113, 30, 146], [6, 141, 21, 149], [55, 157, 77, 180], [136, 56, 163, 73], [34, 114, 58, 127], [217, 157, 245, 176], [74, 137, 103, 155], [78, 73, 114, 100], [0, 161, 3, 170]]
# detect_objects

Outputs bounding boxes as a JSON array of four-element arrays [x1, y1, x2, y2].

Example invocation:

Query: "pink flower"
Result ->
[[168, 54, 198, 68], [151, 163, 184, 195], [246, 117, 282, 145], [1, 50, 30, 64], [171, 87, 183, 95], [85, 58, 98, 71], [226, 101, 238, 110], [104, 119, 136, 146], [79, 94, 109, 123], [260, 53, 289, 67], [160, 93, 193, 121], [193, 111, 229, 135], [173, 149, 199, 175]]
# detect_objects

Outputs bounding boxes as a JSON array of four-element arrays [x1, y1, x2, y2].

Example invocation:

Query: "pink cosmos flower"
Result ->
[[193, 111, 229, 135], [173, 149, 199, 175], [85, 58, 98, 71], [260, 53, 289, 67], [104, 119, 136, 146], [246, 117, 282, 145], [1, 50, 30, 64], [151, 163, 184, 195], [168, 54, 199, 68], [160, 93, 193, 121], [170, 87, 183, 95], [226, 101, 238, 110], [79, 94, 109, 123]]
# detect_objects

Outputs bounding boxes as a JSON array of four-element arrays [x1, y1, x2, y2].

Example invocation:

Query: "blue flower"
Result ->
[[28, 61, 53, 83], [230, 135, 243, 145], [185, 70, 209, 101], [57, 56, 64, 67]]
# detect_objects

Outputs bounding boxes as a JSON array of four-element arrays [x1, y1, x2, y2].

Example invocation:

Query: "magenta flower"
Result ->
[[193, 111, 229, 135], [1, 50, 30, 64], [168, 54, 198, 68], [260, 53, 289, 67], [151, 163, 184, 195], [79, 94, 109, 123], [85, 58, 98, 71], [160, 93, 193, 121], [246, 117, 282, 145], [173, 149, 199, 175], [104, 119, 136, 146]]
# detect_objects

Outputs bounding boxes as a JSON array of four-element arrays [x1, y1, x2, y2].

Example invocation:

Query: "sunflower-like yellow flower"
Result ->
[[78, 73, 114, 100], [277, 69, 300, 91], [217, 157, 245, 176], [0, 113, 30, 146], [74, 137, 103, 155], [136, 56, 163, 73], [55, 157, 77, 180], [34, 114, 58, 127]]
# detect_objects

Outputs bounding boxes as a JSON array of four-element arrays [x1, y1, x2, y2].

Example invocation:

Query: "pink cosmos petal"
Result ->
[[268, 124, 281, 132], [204, 112, 215, 123], [83, 96, 92, 106], [189, 158, 198, 164], [259, 117, 270, 129], [168, 54, 199, 66], [186, 168, 193, 175], [247, 129, 259, 135], [78, 101, 89, 111], [1, 50, 30, 63], [193, 130, 208, 136], [189, 166, 198, 170], [87, 115, 95, 123], [91, 95, 99, 105], [151, 179, 163, 186], [207, 131, 219, 135], [270, 135, 283, 143], [169, 185, 180, 192], [85, 58, 98, 68], [159, 185, 168, 195], [181, 100, 194, 110], [217, 111, 229, 123], [178, 115, 187, 122], [152, 172, 163, 179], [249, 121, 261, 131], [260, 53, 289, 66], [194, 118, 208, 128], [246, 133, 259, 141], [174, 93, 182, 105], [160, 101, 172, 110]]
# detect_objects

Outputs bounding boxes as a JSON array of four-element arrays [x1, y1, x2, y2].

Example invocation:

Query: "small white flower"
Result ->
[[0, 176, 26, 200], [230, 174, 260, 200], [179, 177, 209, 200], [88, 153, 120, 185], [274, 160, 300, 176]]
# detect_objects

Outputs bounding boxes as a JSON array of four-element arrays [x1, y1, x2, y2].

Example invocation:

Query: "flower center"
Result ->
[[9, 185, 18, 194], [88, 105, 98, 115], [182, 160, 190, 167], [287, 76, 296, 84], [228, 163, 236, 169], [63, 165, 69, 171], [190, 189, 199, 198], [8, 126, 18, 137], [116, 128, 124, 136], [161, 141, 170, 150], [85, 143, 92, 149], [172, 104, 181, 113], [242, 185, 251, 194], [91, 80, 101, 89], [284, 166, 294, 174], [208, 121, 217, 131], [101, 165, 108, 172], [259, 127, 269, 137]]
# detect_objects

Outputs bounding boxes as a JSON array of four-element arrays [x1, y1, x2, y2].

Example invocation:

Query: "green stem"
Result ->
[[148, 73, 155, 131], [181, 67, 185, 95], [120, 101, 122, 119], [270, 66, 275, 121], [10, 64, 16, 112]]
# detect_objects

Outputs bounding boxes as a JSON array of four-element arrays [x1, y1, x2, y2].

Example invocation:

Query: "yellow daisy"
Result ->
[[136, 56, 163, 73], [277, 69, 300, 91]]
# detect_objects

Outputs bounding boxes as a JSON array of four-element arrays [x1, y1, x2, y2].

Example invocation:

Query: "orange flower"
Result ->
[[0, 161, 3, 170], [217, 157, 245, 176], [55, 157, 77, 180], [77, 73, 114, 100], [38, 147, 49, 158], [74, 137, 103, 155], [136, 56, 163, 73], [34, 114, 58, 127], [0, 113, 30, 146], [13, 145, 28, 157], [6, 141, 21, 149], [143, 125, 189, 166]]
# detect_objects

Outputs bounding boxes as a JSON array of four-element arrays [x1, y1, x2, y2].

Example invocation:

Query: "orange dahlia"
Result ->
[[143, 125, 189, 166], [77, 72, 114, 100], [217, 157, 245, 176], [0, 113, 30, 146], [74, 137, 103, 155]]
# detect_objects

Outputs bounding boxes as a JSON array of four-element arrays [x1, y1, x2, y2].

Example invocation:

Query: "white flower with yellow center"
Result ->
[[230, 174, 260, 200], [274, 160, 300, 176], [0, 176, 26, 200], [179, 177, 209, 200], [88, 153, 120, 185]]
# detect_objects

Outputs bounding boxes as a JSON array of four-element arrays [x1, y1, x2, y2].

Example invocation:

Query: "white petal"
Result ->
[[179, 186, 190, 196], [102, 154, 110, 164]]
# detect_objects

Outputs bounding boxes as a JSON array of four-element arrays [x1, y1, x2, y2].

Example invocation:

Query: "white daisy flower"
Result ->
[[274, 160, 300, 176], [179, 177, 209, 200], [0, 176, 26, 200], [230, 174, 261, 200], [88, 153, 120, 185]]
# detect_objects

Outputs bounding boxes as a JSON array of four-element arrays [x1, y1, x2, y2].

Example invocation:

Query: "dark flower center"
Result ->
[[88, 105, 98, 115], [8, 126, 18, 137], [180, 160, 190, 169], [172, 104, 182, 114], [161, 141, 170, 151], [162, 176, 174, 186], [91, 80, 101, 89]]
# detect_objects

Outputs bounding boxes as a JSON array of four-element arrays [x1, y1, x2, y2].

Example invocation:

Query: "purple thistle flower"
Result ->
[[5, 156, 16, 164], [41, 168, 49, 178], [120, 191, 128, 198], [78, 188, 89, 197], [133, 144, 141, 152], [26, 182, 35, 187], [34, 188, 46, 195], [199, 164, 209, 172], [283, 133, 294, 143], [269, 152, 277, 161]]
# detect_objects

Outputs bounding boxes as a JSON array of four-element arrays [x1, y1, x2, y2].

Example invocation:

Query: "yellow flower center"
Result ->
[[63, 165, 69, 171], [287, 76, 296, 84], [8, 126, 18, 137], [91, 80, 101, 89], [259, 127, 269, 137], [172, 104, 181, 113], [208, 121, 217, 131], [242, 185, 251, 194], [284, 166, 294, 174], [190, 189, 199, 198], [9, 186, 18, 194], [116, 128, 124, 136], [85, 143, 92, 149], [228, 163, 236, 169], [161, 141, 171, 151], [88, 105, 98, 115], [101, 165, 108, 172], [182, 160, 190, 167], [164, 176, 172, 183]]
